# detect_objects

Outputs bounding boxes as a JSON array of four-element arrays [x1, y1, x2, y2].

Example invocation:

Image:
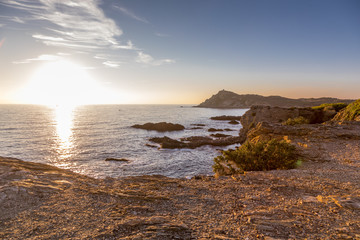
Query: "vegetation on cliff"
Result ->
[[213, 139, 298, 176], [282, 116, 309, 126], [333, 99, 360, 121], [312, 102, 348, 111]]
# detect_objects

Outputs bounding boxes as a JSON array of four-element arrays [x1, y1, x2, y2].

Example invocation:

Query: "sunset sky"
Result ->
[[0, 0, 359, 105]]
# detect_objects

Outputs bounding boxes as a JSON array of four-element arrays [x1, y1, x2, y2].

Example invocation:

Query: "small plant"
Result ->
[[213, 139, 298, 175], [312, 102, 348, 112], [283, 116, 309, 126]]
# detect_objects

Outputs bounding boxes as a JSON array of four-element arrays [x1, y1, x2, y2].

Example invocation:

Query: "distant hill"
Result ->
[[196, 90, 354, 108]]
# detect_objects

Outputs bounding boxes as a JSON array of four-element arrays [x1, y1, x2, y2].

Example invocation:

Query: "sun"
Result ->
[[20, 60, 103, 106]]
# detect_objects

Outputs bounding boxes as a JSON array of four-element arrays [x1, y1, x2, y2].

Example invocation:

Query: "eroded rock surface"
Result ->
[[1, 154, 359, 239], [239, 105, 341, 143]]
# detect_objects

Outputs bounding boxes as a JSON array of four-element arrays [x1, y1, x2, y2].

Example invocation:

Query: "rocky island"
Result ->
[[197, 90, 354, 108], [1, 100, 359, 239]]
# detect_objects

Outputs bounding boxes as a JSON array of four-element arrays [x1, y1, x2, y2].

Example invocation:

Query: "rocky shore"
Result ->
[[1, 136, 360, 239], [1, 101, 360, 239]]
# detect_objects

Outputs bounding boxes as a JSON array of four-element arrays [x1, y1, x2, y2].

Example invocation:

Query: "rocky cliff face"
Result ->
[[238, 105, 339, 143], [197, 90, 353, 108]]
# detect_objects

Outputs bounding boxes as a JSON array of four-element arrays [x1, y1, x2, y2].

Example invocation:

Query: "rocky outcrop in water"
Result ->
[[210, 115, 242, 120], [131, 122, 185, 132], [149, 135, 241, 149], [196, 90, 354, 108]]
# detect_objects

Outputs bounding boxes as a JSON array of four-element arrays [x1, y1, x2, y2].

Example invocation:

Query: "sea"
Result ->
[[0, 104, 247, 179]]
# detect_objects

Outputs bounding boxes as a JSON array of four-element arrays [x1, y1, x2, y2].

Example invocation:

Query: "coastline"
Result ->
[[1, 103, 360, 239], [1, 130, 359, 240]]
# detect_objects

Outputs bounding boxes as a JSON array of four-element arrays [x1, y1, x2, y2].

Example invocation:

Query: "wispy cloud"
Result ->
[[114, 5, 149, 24], [2, 0, 175, 67], [103, 61, 123, 68], [13, 54, 60, 64], [113, 40, 138, 50], [136, 51, 175, 66], [155, 32, 170, 38], [1, 0, 122, 50]]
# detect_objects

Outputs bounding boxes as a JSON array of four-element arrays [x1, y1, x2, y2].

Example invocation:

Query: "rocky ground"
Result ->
[[1, 124, 360, 240]]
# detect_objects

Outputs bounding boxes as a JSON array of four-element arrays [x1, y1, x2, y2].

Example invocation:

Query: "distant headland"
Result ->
[[196, 90, 354, 108]]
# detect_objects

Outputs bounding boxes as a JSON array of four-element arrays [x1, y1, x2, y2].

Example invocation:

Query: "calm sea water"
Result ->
[[0, 105, 247, 178]]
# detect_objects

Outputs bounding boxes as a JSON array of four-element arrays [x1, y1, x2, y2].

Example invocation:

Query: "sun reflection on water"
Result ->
[[53, 105, 76, 164]]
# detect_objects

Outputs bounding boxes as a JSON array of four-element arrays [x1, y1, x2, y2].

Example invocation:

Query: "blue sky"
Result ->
[[0, 0, 359, 104]]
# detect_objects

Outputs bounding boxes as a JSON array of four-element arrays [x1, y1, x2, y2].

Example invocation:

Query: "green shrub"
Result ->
[[312, 102, 348, 112], [333, 99, 360, 121], [213, 139, 298, 175], [283, 116, 309, 126]]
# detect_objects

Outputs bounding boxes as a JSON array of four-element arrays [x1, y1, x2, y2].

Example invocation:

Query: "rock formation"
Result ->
[[197, 90, 354, 108], [238, 105, 341, 143]]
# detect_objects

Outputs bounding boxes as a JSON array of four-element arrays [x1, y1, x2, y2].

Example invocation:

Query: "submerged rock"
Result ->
[[210, 115, 241, 120], [228, 120, 239, 125], [210, 133, 231, 138], [149, 135, 241, 149], [105, 158, 130, 162], [208, 128, 224, 132], [132, 122, 185, 132]]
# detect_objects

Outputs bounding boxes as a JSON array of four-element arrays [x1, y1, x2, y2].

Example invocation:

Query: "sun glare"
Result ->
[[20, 60, 104, 106]]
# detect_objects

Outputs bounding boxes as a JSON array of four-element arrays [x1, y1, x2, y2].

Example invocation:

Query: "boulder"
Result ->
[[131, 122, 185, 132], [228, 120, 239, 125]]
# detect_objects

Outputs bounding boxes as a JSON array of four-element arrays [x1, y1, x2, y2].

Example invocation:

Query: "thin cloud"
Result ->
[[136, 51, 175, 66], [2, 0, 122, 50], [155, 32, 170, 38], [113, 40, 138, 50], [114, 5, 149, 24], [2, 0, 175, 67], [103, 61, 122, 68], [13, 54, 60, 64]]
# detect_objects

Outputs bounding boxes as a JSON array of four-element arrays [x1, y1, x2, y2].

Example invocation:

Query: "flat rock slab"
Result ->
[[131, 122, 185, 132]]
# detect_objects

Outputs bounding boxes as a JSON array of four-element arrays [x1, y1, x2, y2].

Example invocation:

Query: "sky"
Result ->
[[0, 0, 359, 105]]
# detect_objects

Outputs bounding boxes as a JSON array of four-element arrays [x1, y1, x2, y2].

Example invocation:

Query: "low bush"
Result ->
[[213, 139, 298, 175], [312, 102, 348, 112], [283, 116, 309, 126]]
